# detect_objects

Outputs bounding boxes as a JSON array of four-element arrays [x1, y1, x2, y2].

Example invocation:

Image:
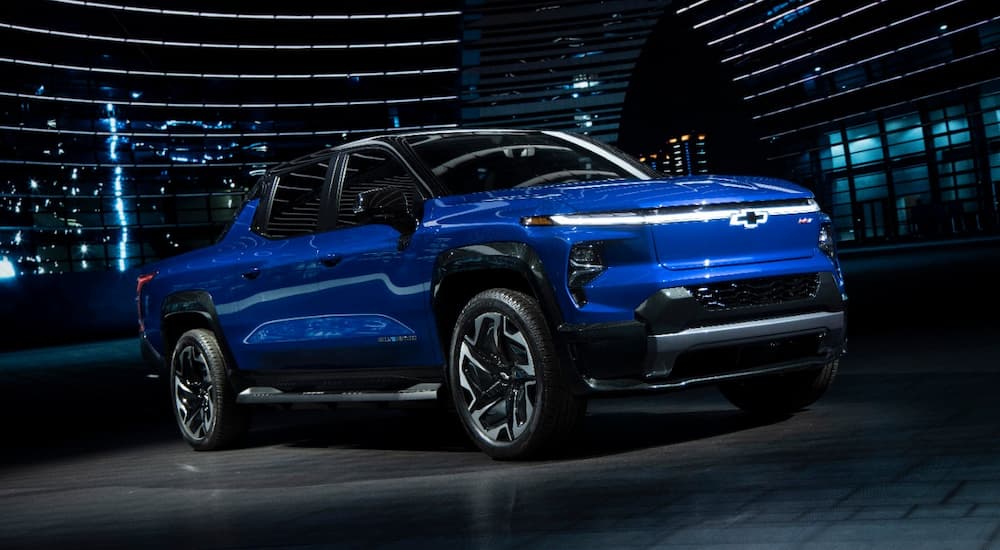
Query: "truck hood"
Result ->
[[436, 175, 814, 214], [432, 174, 822, 270]]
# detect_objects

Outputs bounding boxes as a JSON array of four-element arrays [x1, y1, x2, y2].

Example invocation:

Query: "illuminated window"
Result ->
[[885, 113, 925, 158]]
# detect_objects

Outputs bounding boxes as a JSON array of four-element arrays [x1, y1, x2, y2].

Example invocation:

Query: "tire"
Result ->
[[170, 328, 250, 451], [719, 359, 839, 416], [448, 289, 585, 460]]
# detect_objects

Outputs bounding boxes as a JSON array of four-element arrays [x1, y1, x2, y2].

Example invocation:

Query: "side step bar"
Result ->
[[236, 382, 441, 404]]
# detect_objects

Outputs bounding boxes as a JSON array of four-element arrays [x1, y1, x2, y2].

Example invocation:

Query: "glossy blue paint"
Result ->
[[139, 133, 844, 375]]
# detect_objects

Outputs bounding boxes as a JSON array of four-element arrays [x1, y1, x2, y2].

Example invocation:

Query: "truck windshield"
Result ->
[[403, 132, 654, 196]]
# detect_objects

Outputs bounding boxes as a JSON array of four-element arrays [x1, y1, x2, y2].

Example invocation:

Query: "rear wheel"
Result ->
[[719, 359, 838, 416], [449, 289, 585, 460], [170, 329, 250, 451]]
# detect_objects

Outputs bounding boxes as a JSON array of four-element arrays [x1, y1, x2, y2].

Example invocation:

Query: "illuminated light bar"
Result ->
[[45, 1, 461, 19], [693, 0, 769, 29], [524, 200, 819, 227], [676, 0, 712, 14], [0, 91, 457, 109], [727, 0, 968, 76], [721, 1, 885, 63], [0, 23, 459, 49], [706, 0, 823, 45], [751, 45, 998, 120], [743, 17, 994, 101]]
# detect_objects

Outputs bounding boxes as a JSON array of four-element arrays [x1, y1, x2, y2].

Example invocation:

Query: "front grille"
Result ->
[[687, 273, 820, 311]]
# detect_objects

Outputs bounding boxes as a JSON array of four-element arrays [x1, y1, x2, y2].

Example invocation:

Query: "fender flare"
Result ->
[[432, 241, 564, 337], [160, 290, 239, 373]]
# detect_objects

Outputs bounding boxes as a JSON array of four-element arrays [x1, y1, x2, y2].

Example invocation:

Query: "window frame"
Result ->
[[329, 143, 430, 230], [251, 153, 336, 239]]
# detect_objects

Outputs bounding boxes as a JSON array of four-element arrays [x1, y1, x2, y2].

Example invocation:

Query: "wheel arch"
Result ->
[[161, 291, 237, 370], [432, 242, 563, 355]]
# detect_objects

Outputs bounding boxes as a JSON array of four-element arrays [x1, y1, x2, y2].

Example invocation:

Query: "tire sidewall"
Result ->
[[448, 290, 550, 459], [169, 329, 229, 451]]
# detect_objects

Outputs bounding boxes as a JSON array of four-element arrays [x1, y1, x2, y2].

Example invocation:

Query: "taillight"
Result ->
[[136, 271, 157, 332]]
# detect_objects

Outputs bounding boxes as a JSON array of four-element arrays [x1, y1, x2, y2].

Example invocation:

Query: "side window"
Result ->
[[265, 159, 330, 238], [337, 149, 420, 228]]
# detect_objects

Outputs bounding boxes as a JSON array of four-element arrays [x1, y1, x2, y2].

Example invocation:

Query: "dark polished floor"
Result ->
[[3, 241, 1000, 548]]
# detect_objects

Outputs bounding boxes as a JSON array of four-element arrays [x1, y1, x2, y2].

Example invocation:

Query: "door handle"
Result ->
[[242, 267, 261, 280], [320, 254, 341, 268]]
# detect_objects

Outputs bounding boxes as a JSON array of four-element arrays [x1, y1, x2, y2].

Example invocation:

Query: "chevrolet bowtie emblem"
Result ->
[[730, 209, 768, 229]]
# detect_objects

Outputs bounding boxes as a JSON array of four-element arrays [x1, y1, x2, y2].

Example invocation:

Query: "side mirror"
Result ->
[[354, 187, 417, 234]]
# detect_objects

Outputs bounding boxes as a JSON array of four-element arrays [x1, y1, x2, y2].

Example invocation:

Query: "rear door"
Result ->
[[214, 155, 337, 371]]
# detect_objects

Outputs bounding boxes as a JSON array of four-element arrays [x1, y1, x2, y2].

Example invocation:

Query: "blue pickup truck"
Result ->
[[138, 129, 847, 459]]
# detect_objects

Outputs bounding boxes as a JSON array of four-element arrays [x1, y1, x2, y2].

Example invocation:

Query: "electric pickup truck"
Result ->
[[138, 129, 847, 459]]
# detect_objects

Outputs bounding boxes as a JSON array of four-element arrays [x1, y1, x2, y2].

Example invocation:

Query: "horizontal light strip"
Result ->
[[721, 0, 884, 63], [743, 17, 995, 100], [0, 122, 461, 139], [0, 124, 458, 168], [0, 159, 265, 168], [729, 0, 966, 78], [0, 57, 459, 80], [0, 22, 459, 49], [693, 0, 769, 29], [676, 0, 712, 15], [760, 75, 1000, 143], [707, 0, 824, 46], [542, 201, 819, 226], [0, 91, 457, 109], [45, 1, 462, 20], [752, 45, 998, 120], [8, 191, 244, 200]]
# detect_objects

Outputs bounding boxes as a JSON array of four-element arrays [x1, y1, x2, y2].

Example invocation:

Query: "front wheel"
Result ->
[[170, 329, 250, 451], [719, 359, 838, 416], [449, 289, 585, 460]]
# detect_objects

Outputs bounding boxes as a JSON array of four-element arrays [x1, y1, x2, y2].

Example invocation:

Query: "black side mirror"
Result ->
[[354, 187, 417, 234]]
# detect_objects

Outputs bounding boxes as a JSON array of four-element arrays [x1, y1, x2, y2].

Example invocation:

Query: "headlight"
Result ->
[[521, 199, 819, 227], [568, 242, 605, 306], [818, 223, 836, 258]]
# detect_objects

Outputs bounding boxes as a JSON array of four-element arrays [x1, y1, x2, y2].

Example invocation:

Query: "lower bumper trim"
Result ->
[[645, 310, 845, 378], [585, 357, 829, 394]]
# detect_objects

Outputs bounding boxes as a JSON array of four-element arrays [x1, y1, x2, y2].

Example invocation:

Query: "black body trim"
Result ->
[[160, 290, 239, 381], [557, 272, 847, 393], [636, 272, 845, 335], [432, 241, 565, 333], [557, 321, 647, 381]]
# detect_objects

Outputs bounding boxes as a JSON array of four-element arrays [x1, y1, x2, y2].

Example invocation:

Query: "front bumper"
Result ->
[[557, 271, 847, 394]]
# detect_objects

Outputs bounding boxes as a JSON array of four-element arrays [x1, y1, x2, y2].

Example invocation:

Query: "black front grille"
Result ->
[[687, 273, 821, 311]]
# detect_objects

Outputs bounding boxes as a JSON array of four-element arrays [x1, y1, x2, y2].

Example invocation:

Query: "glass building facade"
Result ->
[[670, 0, 1000, 244], [3, 0, 998, 280], [0, 1, 461, 275], [459, 0, 669, 143]]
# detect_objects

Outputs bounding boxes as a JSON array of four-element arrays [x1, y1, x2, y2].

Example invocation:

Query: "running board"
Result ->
[[236, 383, 441, 404]]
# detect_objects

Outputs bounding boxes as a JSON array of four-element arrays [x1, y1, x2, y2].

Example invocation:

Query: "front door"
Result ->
[[298, 146, 438, 369]]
